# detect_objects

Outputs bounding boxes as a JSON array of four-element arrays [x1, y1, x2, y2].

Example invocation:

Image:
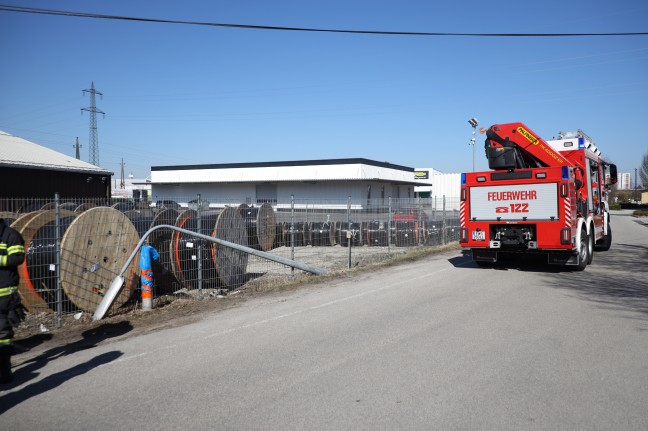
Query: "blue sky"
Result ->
[[1, 1, 647, 183]]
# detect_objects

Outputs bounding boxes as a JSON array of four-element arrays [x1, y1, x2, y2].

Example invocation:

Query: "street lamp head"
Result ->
[[468, 118, 479, 127]]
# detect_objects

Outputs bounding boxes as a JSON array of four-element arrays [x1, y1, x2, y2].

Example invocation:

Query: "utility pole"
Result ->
[[73, 137, 82, 159], [468, 118, 479, 172], [635, 168, 639, 201], [81, 81, 105, 166], [120, 158, 126, 189]]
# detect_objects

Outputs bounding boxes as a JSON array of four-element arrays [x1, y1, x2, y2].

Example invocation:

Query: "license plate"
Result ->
[[472, 231, 486, 241]]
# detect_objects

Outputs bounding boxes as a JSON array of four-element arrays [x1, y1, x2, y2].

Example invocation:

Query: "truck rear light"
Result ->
[[461, 188, 467, 201], [460, 228, 468, 243], [560, 228, 571, 245], [560, 183, 568, 197]]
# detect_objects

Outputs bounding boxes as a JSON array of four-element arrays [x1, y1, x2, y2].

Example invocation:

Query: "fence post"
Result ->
[[55, 192, 62, 328], [347, 196, 352, 269], [416, 196, 424, 247], [196, 194, 203, 299], [388, 197, 392, 256], [442, 195, 447, 245], [290, 194, 295, 277]]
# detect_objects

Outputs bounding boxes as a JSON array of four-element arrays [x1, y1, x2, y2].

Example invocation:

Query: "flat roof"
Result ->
[[151, 158, 413, 172], [150, 158, 429, 186]]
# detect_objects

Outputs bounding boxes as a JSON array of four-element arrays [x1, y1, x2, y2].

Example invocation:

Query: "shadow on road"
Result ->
[[0, 350, 123, 415], [543, 242, 648, 317], [7, 321, 133, 389], [449, 243, 648, 317]]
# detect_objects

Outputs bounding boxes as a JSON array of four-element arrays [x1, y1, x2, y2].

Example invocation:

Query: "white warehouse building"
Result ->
[[150, 158, 432, 209]]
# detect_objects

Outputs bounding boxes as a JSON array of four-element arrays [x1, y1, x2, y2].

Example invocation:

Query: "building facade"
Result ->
[[150, 158, 429, 209]]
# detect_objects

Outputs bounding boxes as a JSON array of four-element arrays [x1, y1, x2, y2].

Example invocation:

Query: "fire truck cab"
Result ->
[[459, 122, 617, 270]]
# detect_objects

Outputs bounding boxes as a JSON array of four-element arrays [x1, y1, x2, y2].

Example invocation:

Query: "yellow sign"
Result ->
[[517, 126, 539, 145], [517, 126, 564, 164]]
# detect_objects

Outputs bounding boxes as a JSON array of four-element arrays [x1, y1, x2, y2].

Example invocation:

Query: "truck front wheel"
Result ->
[[586, 225, 595, 265], [576, 227, 589, 271], [595, 221, 612, 251]]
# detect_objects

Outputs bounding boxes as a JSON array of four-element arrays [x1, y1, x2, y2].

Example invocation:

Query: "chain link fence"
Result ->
[[1, 194, 460, 321]]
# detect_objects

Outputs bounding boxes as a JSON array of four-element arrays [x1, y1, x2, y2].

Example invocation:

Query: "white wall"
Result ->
[[151, 180, 411, 208]]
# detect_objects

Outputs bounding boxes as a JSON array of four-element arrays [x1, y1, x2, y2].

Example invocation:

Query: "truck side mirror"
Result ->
[[575, 179, 583, 190], [607, 164, 618, 185]]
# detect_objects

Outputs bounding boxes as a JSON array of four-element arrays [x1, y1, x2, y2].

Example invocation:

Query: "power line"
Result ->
[[1, 4, 647, 37]]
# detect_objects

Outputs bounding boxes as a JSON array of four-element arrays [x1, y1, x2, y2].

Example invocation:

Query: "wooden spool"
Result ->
[[14, 210, 77, 312], [310, 221, 336, 246], [60, 207, 140, 313], [365, 220, 389, 247], [237, 203, 276, 251], [149, 208, 179, 246], [148, 208, 180, 294], [169, 209, 196, 286], [212, 207, 249, 289]]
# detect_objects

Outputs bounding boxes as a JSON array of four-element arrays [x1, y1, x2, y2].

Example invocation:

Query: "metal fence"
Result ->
[[0, 195, 460, 320]]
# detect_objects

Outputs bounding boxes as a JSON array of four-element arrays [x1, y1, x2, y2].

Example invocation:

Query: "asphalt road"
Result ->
[[2, 211, 647, 430]]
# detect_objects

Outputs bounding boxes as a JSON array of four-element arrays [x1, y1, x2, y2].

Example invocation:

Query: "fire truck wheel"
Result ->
[[586, 225, 595, 265], [576, 227, 589, 271], [595, 222, 612, 251]]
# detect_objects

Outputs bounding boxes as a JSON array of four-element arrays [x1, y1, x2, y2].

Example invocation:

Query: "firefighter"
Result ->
[[0, 217, 26, 384]]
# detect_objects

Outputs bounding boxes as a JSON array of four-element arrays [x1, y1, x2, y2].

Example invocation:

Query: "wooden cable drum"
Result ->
[[275, 221, 289, 248], [310, 221, 335, 246], [237, 203, 276, 251], [148, 208, 180, 294], [211, 207, 248, 289], [15, 210, 77, 312], [292, 222, 308, 246], [365, 220, 389, 247], [123, 209, 156, 238], [274, 221, 308, 247], [393, 221, 416, 247], [168, 210, 192, 286], [169, 210, 221, 289], [148, 208, 179, 247], [59, 207, 140, 313], [10, 211, 44, 231]]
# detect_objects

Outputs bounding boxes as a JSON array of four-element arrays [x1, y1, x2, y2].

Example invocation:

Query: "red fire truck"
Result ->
[[459, 122, 617, 270]]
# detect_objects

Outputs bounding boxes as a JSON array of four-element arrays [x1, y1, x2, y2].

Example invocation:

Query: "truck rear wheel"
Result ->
[[575, 227, 589, 271]]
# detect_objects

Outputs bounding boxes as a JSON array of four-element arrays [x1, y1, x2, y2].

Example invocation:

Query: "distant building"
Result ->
[[619, 172, 631, 190], [0, 130, 112, 211], [111, 173, 151, 201], [414, 168, 461, 210], [150, 158, 430, 209]]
